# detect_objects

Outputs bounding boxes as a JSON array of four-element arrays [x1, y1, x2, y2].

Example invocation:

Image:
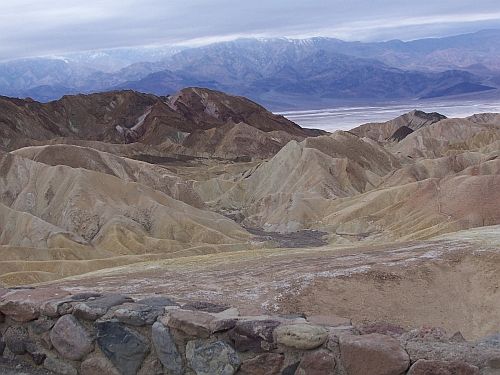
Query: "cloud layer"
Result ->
[[2, 0, 500, 60]]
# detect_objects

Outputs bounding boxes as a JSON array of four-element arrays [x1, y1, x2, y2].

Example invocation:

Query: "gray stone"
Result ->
[[229, 319, 281, 352], [478, 333, 500, 349], [402, 326, 448, 342], [405, 340, 500, 369], [407, 359, 480, 375], [29, 351, 47, 366], [0, 335, 5, 355], [40, 331, 53, 350], [73, 294, 133, 320], [339, 333, 410, 375], [152, 321, 183, 375], [282, 362, 300, 375], [4, 326, 29, 354], [42, 292, 102, 318], [44, 355, 78, 375], [182, 301, 229, 313], [450, 331, 467, 343], [136, 296, 179, 307], [275, 324, 328, 350], [80, 357, 120, 375], [29, 316, 56, 335], [50, 314, 94, 360], [112, 302, 163, 326], [163, 309, 215, 338], [186, 340, 240, 375], [96, 320, 150, 375]]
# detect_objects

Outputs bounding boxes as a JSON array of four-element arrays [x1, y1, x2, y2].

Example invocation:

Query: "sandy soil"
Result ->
[[38, 226, 500, 339]]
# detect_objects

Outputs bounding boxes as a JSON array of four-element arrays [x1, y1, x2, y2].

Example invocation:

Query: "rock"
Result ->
[[450, 331, 467, 342], [50, 314, 94, 360], [275, 324, 328, 350], [238, 353, 284, 375], [0, 335, 5, 355], [0, 311, 5, 323], [138, 358, 164, 375], [325, 326, 360, 355], [29, 351, 47, 366], [29, 316, 56, 335], [211, 318, 238, 333], [296, 350, 336, 375], [42, 292, 102, 318], [186, 340, 240, 375], [212, 307, 240, 319], [229, 319, 281, 352], [182, 301, 230, 313], [96, 321, 150, 375], [40, 331, 53, 350], [407, 359, 480, 375], [481, 368, 500, 375], [80, 357, 120, 375], [112, 302, 163, 326], [4, 326, 29, 354], [489, 356, 500, 369], [0, 288, 70, 322], [306, 314, 351, 327], [405, 340, 500, 368], [73, 294, 133, 320], [151, 321, 184, 375], [0, 298, 38, 322], [44, 356, 78, 375], [339, 333, 410, 375], [282, 362, 300, 375], [358, 322, 407, 338], [163, 309, 215, 338], [136, 296, 179, 307], [477, 333, 500, 349], [403, 326, 448, 342]]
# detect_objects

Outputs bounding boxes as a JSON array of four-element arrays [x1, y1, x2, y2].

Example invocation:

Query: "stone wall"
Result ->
[[0, 288, 499, 375]]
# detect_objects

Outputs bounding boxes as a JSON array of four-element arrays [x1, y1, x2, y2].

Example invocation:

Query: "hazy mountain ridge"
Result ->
[[1, 30, 500, 106]]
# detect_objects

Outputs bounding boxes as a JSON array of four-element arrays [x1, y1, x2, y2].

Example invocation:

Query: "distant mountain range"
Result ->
[[1, 29, 500, 108]]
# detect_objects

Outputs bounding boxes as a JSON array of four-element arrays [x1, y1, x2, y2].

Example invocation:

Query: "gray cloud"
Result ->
[[1, 0, 500, 60]]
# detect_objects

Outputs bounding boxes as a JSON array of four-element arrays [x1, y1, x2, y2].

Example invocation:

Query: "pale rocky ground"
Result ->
[[36, 225, 500, 340]]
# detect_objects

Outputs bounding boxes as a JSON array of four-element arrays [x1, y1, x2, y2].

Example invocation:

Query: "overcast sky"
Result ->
[[2, 0, 500, 60]]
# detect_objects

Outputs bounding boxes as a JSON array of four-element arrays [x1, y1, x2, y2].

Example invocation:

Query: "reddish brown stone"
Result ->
[[229, 319, 281, 352], [339, 333, 410, 375], [162, 309, 215, 338], [407, 359, 480, 375], [80, 357, 120, 375], [50, 315, 94, 360], [0, 288, 70, 322], [239, 353, 284, 375], [296, 350, 336, 375]]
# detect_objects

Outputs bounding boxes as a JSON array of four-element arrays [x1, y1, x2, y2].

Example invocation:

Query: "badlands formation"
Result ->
[[0, 88, 499, 374]]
